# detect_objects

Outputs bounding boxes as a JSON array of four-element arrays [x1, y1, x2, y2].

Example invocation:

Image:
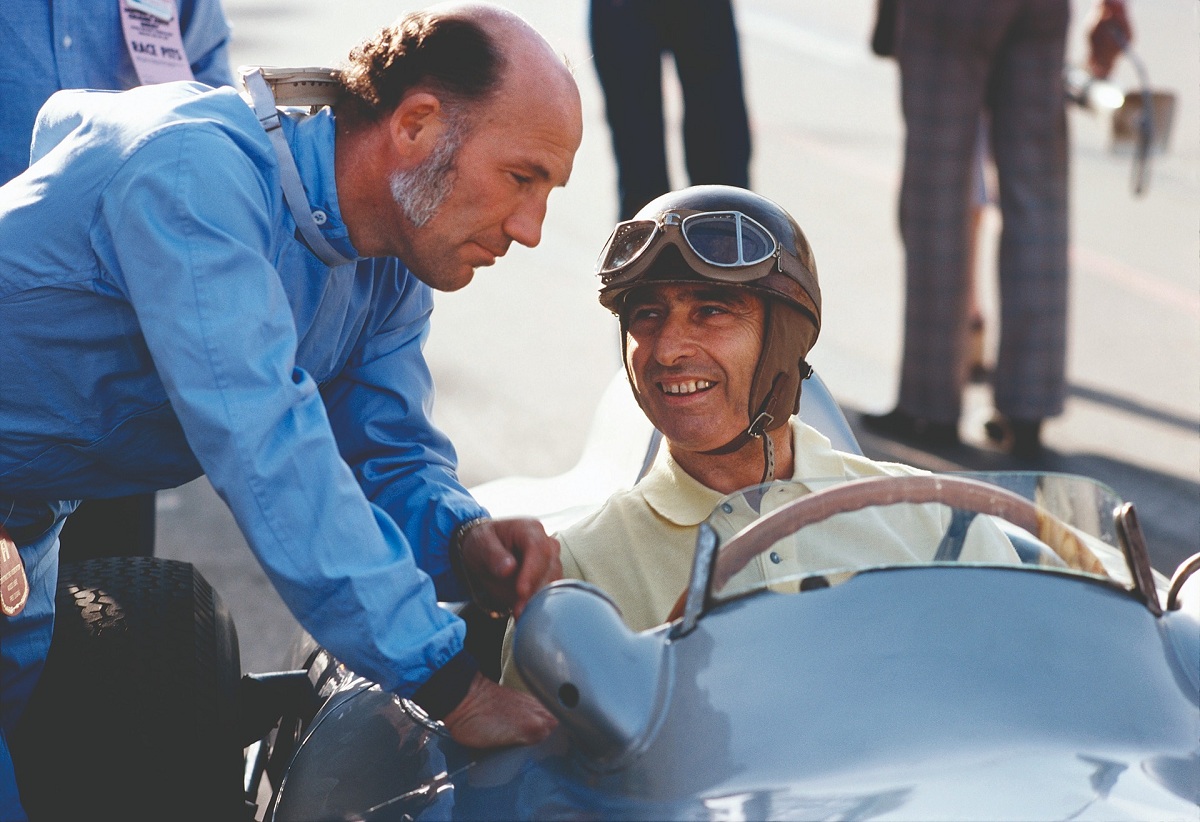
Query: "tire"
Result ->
[[9, 557, 246, 821]]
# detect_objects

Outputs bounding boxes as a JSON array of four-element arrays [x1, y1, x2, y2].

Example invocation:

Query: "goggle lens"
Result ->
[[597, 220, 658, 276], [596, 210, 779, 283], [682, 212, 776, 267]]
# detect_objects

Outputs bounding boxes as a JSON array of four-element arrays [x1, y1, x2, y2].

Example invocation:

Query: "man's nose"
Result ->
[[504, 193, 547, 249], [652, 311, 697, 363]]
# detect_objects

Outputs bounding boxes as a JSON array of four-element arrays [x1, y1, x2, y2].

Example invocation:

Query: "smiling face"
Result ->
[[390, 63, 582, 292], [624, 283, 765, 465]]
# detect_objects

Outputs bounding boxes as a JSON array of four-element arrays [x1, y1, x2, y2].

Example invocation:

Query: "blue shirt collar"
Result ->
[[280, 107, 360, 263]]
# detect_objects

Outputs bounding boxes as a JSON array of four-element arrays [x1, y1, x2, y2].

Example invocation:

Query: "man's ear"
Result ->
[[387, 91, 445, 164]]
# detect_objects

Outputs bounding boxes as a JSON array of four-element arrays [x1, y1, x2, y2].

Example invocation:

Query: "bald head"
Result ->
[[430, 1, 554, 56], [337, 2, 579, 130]]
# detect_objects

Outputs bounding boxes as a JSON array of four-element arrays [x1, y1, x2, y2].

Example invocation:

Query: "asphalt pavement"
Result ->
[[154, 0, 1200, 677]]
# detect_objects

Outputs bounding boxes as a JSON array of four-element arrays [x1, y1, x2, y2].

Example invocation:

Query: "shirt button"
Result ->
[[311, 209, 327, 225], [62, 35, 73, 48], [721, 503, 733, 513], [770, 551, 782, 564]]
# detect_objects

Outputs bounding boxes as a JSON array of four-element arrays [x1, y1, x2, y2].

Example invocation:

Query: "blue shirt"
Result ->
[[0, 0, 234, 184], [0, 82, 487, 695]]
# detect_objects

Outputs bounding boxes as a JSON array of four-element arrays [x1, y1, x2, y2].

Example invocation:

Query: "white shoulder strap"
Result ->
[[240, 66, 354, 268]]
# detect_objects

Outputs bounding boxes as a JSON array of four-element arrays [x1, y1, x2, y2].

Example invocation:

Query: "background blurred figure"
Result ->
[[964, 115, 993, 384], [0, 0, 235, 560], [862, 0, 1132, 459], [590, 0, 752, 221], [871, 4, 992, 385]]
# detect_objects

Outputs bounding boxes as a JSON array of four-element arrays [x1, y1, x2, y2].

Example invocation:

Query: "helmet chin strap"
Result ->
[[759, 427, 776, 486], [699, 355, 812, 486], [702, 417, 775, 485], [700, 377, 783, 485]]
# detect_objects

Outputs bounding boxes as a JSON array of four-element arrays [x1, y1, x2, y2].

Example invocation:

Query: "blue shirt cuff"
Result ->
[[409, 650, 479, 720]]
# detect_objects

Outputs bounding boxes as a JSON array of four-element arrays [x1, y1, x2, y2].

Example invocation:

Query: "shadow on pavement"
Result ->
[[1066, 381, 1200, 437]]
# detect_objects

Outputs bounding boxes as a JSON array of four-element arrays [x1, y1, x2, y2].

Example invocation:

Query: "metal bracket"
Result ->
[[1166, 552, 1200, 612], [1113, 502, 1163, 616], [671, 522, 719, 638]]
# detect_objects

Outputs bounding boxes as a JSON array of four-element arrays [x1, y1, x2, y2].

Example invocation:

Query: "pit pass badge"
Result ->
[[120, 0, 195, 85], [0, 525, 28, 618]]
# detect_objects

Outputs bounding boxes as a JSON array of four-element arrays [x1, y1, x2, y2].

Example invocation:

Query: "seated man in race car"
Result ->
[[500, 185, 1020, 688]]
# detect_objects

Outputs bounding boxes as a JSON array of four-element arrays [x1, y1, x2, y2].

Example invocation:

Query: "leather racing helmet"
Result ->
[[595, 185, 822, 474]]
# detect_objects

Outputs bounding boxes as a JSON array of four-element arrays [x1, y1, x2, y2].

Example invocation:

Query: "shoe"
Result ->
[[984, 414, 1043, 459], [861, 408, 960, 447]]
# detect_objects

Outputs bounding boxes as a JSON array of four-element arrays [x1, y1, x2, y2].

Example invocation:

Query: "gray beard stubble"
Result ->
[[389, 122, 463, 227]]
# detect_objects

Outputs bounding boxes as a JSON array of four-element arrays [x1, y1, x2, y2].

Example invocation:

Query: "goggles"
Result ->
[[596, 210, 782, 286]]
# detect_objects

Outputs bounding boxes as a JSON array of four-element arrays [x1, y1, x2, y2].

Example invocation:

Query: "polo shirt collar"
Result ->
[[791, 419, 844, 480], [636, 447, 727, 527], [636, 419, 846, 527]]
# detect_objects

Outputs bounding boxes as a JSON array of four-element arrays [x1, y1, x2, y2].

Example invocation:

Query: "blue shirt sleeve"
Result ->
[[179, 0, 234, 88], [97, 123, 464, 696], [320, 263, 487, 604]]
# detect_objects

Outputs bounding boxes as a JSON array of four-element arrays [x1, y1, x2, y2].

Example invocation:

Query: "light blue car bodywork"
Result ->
[[268, 372, 1200, 822]]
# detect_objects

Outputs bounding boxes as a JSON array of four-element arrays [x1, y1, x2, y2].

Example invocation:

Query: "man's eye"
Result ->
[[698, 305, 729, 317], [511, 172, 533, 186], [628, 307, 662, 323]]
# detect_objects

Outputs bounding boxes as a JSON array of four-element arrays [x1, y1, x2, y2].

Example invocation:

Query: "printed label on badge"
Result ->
[[126, 0, 174, 22], [0, 525, 29, 618], [120, 0, 195, 85]]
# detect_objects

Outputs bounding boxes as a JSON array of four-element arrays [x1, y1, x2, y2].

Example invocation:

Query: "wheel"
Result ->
[[9, 557, 246, 821]]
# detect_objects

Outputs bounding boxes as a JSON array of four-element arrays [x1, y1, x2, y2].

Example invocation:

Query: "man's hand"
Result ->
[[441, 672, 557, 748], [456, 517, 561, 619], [1086, 0, 1132, 79]]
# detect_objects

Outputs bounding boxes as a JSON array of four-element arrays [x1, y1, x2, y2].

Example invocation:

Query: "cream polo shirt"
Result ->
[[499, 418, 1018, 690]]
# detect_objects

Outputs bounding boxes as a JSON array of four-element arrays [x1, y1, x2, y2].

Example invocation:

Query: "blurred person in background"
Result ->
[[590, 0, 752, 221], [870, 3, 994, 386], [862, 0, 1132, 459]]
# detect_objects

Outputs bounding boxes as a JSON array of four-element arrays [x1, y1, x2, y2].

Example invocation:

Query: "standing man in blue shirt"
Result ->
[[0, 3, 581, 817], [0, 0, 236, 561]]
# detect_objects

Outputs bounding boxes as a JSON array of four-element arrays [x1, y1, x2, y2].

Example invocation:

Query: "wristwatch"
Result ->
[[448, 517, 511, 619]]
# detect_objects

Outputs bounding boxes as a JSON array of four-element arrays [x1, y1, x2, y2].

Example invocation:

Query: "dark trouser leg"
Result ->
[[57, 494, 156, 561], [668, 0, 751, 190], [990, 0, 1070, 422], [591, 0, 671, 221], [895, 0, 1006, 424], [1, 528, 60, 822]]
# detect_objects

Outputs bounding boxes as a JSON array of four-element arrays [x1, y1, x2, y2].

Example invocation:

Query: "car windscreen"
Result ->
[[703, 471, 1132, 605]]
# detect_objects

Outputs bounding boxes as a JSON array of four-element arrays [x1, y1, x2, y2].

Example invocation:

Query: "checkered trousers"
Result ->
[[895, 0, 1071, 423]]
